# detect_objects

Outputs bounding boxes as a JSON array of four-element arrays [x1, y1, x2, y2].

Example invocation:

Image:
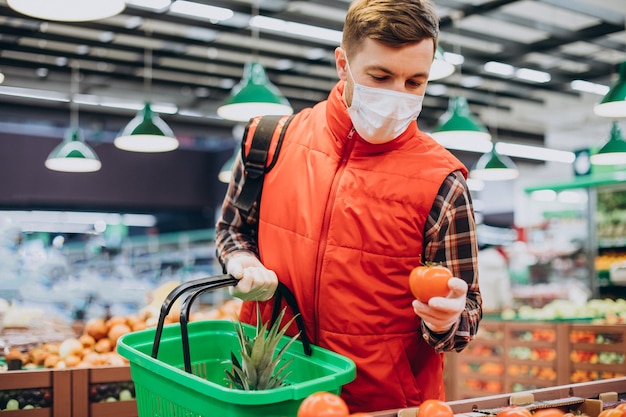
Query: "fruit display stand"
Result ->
[[445, 320, 506, 399], [0, 366, 136, 416], [567, 324, 626, 383], [445, 320, 626, 401], [72, 366, 136, 417], [0, 368, 71, 416], [371, 376, 626, 417]]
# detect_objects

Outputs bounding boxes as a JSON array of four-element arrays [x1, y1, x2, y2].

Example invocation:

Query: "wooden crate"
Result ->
[[447, 321, 625, 400], [0, 368, 71, 417], [567, 324, 626, 383], [445, 321, 506, 400], [502, 320, 570, 392], [72, 366, 137, 417], [375, 377, 626, 417]]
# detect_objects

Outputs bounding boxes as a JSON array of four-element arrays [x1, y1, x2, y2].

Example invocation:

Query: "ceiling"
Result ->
[[1, 0, 626, 153]]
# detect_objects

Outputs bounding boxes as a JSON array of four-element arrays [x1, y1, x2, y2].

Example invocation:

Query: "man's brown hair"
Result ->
[[342, 0, 439, 58]]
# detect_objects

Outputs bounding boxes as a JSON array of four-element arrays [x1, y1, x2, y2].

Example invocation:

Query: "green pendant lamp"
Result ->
[[218, 149, 238, 183], [45, 127, 101, 172], [45, 61, 101, 173], [590, 122, 626, 165], [114, 102, 179, 152], [431, 96, 492, 146], [594, 62, 626, 118], [470, 145, 518, 181], [7, 0, 124, 22], [217, 62, 293, 122], [114, 25, 178, 153], [429, 46, 455, 81]]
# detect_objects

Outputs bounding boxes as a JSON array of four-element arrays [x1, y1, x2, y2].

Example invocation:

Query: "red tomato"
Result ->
[[350, 414, 374, 417], [496, 407, 533, 417], [409, 264, 453, 303], [416, 399, 454, 417], [297, 392, 350, 417], [599, 409, 625, 417], [533, 408, 565, 417]]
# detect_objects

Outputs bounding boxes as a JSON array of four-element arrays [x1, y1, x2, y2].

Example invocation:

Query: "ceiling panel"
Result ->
[[0, 0, 625, 154]]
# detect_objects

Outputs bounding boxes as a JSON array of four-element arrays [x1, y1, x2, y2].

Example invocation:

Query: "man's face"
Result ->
[[336, 38, 434, 107]]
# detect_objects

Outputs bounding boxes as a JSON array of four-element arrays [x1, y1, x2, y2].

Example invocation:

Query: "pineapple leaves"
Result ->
[[224, 303, 301, 391]]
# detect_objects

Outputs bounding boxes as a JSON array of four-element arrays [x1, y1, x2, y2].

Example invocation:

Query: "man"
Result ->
[[216, 0, 482, 412]]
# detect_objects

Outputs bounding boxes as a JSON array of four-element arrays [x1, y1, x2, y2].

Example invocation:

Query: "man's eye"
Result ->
[[370, 75, 388, 81]]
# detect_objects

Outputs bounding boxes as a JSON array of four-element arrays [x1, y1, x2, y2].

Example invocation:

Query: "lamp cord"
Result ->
[[251, 1, 259, 63], [144, 22, 153, 102], [70, 60, 79, 128]]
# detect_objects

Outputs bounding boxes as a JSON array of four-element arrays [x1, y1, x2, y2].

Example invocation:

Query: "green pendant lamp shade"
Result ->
[[7, 0, 125, 22], [431, 96, 492, 146], [429, 46, 455, 81], [590, 122, 626, 165], [217, 62, 293, 122], [218, 149, 238, 183], [114, 103, 179, 152], [45, 127, 101, 173], [470, 145, 519, 181], [594, 62, 626, 118]]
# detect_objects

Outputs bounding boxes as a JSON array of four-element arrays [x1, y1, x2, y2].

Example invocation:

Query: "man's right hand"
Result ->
[[226, 252, 278, 301]]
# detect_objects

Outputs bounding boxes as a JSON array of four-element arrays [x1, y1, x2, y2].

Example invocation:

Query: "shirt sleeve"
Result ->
[[420, 170, 483, 352], [215, 146, 261, 271]]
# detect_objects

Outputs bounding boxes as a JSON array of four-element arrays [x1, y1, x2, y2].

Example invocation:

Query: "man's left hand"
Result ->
[[412, 277, 468, 333]]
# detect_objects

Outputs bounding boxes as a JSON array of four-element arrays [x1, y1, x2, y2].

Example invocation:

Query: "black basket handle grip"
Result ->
[[151, 275, 312, 374], [272, 282, 312, 356], [151, 274, 238, 358]]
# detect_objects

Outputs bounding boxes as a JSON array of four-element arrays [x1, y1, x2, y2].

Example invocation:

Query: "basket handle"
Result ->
[[271, 282, 312, 356], [151, 274, 238, 358], [150, 274, 312, 374], [177, 281, 313, 374]]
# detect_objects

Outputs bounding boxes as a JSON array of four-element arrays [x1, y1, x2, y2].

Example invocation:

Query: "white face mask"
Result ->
[[345, 60, 424, 144]]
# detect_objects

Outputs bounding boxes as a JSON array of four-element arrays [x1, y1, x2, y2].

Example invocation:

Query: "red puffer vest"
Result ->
[[239, 81, 467, 413]]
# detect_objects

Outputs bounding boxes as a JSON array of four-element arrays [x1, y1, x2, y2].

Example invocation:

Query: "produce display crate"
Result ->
[[446, 321, 505, 400], [373, 377, 626, 417], [567, 324, 626, 383], [503, 320, 570, 392], [72, 366, 137, 417], [0, 368, 71, 417], [117, 319, 357, 417], [447, 320, 625, 400]]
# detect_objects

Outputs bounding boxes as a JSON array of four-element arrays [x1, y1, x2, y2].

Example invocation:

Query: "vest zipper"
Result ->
[[313, 128, 357, 343]]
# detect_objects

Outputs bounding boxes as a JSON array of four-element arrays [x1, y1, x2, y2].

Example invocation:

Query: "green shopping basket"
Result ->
[[116, 274, 356, 417]]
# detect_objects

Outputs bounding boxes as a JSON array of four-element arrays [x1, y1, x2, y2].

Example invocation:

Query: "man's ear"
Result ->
[[335, 47, 348, 81]]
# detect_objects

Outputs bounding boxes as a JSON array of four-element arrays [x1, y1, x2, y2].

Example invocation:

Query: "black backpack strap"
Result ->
[[233, 114, 294, 214]]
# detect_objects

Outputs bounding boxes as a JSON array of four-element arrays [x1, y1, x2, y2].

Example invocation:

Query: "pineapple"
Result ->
[[224, 304, 301, 390]]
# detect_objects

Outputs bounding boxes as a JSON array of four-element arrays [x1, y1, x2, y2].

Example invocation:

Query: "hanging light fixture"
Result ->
[[429, 46, 455, 81], [594, 62, 626, 118], [45, 62, 101, 173], [469, 87, 517, 181], [216, 2, 293, 122], [431, 96, 492, 144], [430, 14, 490, 146], [114, 23, 178, 153], [218, 150, 237, 183], [590, 121, 626, 165], [7, 0, 124, 22], [217, 62, 293, 122], [470, 144, 519, 181], [218, 124, 245, 183]]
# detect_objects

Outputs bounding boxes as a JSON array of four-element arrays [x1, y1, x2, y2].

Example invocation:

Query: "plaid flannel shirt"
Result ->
[[216, 153, 482, 353]]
